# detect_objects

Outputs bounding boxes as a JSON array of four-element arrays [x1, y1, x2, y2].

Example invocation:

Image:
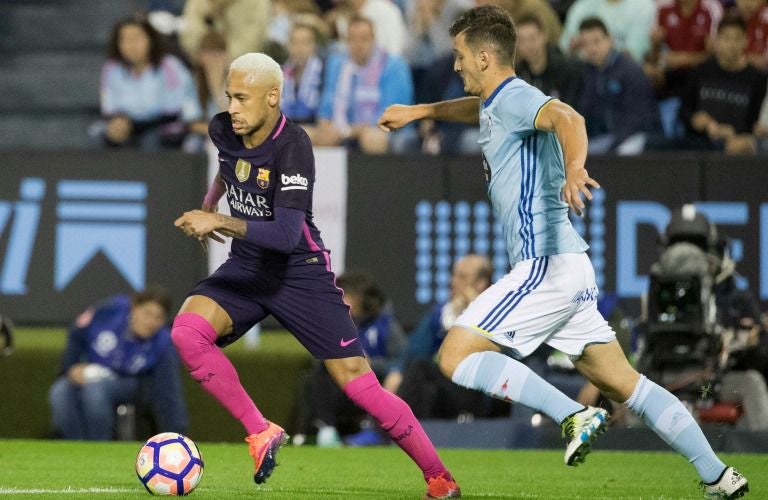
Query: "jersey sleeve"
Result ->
[[273, 131, 315, 211], [498, 85, 555, 134]]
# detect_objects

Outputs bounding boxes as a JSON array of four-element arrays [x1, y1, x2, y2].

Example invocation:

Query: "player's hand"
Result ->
[[378, 104, 418, 132], [174, 210, 226, 250], [563, 167, 600, 217]]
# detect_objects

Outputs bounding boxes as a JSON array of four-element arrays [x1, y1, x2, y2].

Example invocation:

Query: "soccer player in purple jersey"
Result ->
[[171, 53, 460, 499]]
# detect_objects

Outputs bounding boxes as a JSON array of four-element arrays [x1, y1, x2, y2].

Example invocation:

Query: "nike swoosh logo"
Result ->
[[339, 337, 358, 347]]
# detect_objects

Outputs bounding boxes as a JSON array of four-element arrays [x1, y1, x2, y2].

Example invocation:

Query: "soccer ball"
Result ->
[[135, 432, 204, 495]]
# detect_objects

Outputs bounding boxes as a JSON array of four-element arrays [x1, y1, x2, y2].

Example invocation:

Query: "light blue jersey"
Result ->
[[479, 77, 588, 266]]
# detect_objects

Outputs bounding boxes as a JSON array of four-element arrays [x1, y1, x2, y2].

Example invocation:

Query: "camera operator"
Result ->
[[636, 205, 768, 431], [714, 254, 768, 431]]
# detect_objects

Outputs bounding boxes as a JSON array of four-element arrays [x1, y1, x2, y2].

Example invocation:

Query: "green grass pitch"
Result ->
[[0, 440, 765, 499]]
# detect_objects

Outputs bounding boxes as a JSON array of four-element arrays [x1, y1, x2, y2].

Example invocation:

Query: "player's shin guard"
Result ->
[[624, 375, 726, 483], [171, 313, 268, 435], [343, 371, 450, 481]]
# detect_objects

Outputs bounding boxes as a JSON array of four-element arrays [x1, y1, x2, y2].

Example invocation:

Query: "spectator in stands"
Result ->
[[281, 20, 326, 124], [324, 0, 407, 55], [405, 0, 472, 100], [179, 0, 271, 63], [647, 0, 722, 77], [309, 16, 415, 153], [96, 15, 204, 150], [576, 17, 658, 154], [386, 255, 497, 419], [560, 0, 656, 63], [477, 0, 563, 46], [732, 0, 768, 70], [293, 272, 406, 447], [179, 0, 271, 119], [679, 15, 767, 154], [515, 14, 583, 105], [48, 287, 188, 440], [416, 53, 481, 155], [644, 0, 722, 139], [266, 0, 323, 53], [192, 30, 230, 116]]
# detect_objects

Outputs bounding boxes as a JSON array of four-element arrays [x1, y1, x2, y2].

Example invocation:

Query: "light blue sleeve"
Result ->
[[377, 55, 414, 117], [100, 61, 121, 116], [497, 84, 554, 134], [317, 53, 343, 120]]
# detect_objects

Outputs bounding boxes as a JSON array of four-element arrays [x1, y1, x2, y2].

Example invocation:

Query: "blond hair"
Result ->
[[229, 53, 283, 93]]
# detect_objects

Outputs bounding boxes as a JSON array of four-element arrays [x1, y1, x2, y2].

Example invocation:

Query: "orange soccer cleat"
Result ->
[[245, 421, 288, 484], [424, 472, 461, 499]]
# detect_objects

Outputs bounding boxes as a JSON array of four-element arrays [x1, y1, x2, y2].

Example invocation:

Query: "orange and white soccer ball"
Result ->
[[135, 433, 204, 496]]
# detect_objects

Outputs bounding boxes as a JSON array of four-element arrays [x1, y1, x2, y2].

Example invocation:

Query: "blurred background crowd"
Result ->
[[2, 0, 767, 155]]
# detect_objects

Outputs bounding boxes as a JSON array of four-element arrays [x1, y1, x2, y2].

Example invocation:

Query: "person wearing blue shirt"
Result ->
[[386, 255, 493, 419], [308, 15, 415, 154], [97, 15, 204, 150], [378, 5, 748, 497], [48, 287, 188, 440]]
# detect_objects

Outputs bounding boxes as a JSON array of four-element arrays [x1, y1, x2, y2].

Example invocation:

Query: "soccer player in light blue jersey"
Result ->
[[378, 5, 748, 498]]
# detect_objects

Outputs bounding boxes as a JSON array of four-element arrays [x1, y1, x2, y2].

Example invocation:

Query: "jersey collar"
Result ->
[[483, 76, 517, 108]]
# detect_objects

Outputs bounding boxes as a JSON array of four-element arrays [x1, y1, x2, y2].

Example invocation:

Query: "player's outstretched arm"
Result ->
[[377, 97, 481, 132], [534, 99, 600, 216]]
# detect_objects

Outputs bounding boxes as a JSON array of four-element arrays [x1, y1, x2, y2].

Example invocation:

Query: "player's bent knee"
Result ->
[[325, 356, 371, 386], [437, 351, 460, 379]]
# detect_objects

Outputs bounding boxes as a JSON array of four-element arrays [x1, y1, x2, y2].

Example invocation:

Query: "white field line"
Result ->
[[0, 487, 135, 495]]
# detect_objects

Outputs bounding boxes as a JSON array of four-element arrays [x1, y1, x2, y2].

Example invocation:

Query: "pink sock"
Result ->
[[344, 371, 449, 481], [171, 313, 268, 435]]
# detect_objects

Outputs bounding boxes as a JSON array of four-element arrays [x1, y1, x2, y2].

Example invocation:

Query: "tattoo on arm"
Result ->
[[215, 214, 247, 239]]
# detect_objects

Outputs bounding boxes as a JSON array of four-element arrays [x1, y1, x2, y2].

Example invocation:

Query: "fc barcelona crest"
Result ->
[[256, 168, 271, 189], [235, 159, 252, 183]]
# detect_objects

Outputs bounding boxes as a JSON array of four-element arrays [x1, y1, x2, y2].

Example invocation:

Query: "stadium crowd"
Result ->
[[96, 0, 768, 156]]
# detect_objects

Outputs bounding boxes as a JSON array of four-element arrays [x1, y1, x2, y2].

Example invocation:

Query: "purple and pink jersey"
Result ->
[[189, 112, 363, 359], [209, 112, 329, 267]]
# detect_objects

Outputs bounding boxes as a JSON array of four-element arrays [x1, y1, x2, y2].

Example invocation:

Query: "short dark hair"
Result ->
[[107, 14, 168, 68], [336, 271, 387, 319], [449, 5, 517, 66], [132, 285, 172, 315], [717, 14, 747, 35], [516, 14, 545, 32], [578, 16, 610, 36]]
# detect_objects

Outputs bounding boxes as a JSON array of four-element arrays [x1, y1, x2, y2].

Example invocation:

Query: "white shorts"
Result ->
[[454, 252, 615, 358]]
